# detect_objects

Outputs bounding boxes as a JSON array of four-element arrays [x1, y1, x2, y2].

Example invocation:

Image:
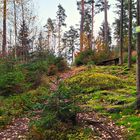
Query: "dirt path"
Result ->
[[0, 66, 126, 140]]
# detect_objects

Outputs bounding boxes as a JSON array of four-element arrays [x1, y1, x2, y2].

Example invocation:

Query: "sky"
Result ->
[[33, 0, 116, 36]]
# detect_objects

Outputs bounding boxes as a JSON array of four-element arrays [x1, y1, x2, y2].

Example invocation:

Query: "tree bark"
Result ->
[[21, 0, 26, 61], [58, 24, 61, 55], [120, 0, 124, 65], [80, 0, 84, 51], [13, 0, 17, 59], [91, 0, 94, 49], [128, 0, 132, 69], [136, 0, 140, 109], [104, 0, 108, 48], [2, 0, 7, 57]]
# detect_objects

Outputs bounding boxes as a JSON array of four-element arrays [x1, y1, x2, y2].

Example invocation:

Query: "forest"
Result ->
[[0, 0, 140, 139]]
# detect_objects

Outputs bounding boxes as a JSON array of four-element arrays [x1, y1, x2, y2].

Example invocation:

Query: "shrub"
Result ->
[[0, 86, 49, 128], [55, 57, 68, 72], [0, 60, 26, 96], [29, 83, 81, 139], [74, 47, 114, 66], [26, 51, 68, 76], [131, 56, 136, 63], [124, 52, 136, 64], [47, 64, 58, 76], [44, 83, 80, 124], [75, 49, 95, 66]]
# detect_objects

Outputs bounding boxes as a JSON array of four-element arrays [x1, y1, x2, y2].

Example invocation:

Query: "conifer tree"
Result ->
[[56, 4, 67, 55]]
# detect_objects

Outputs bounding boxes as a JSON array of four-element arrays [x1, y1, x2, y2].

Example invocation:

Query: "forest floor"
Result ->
[[0, 65, 139, 139], [0, 66, 86, 140]]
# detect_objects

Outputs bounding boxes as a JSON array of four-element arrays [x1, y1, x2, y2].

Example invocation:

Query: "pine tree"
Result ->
[[77, 0, 95, 50], [18, 20, 30, 61], [98, 22, 112, 47], [56, 4, 67, 55], [44, 18, 55, 50], [113, 0, 136, 44], [62, 26, 79, 63], [95, 0, 110, 48]]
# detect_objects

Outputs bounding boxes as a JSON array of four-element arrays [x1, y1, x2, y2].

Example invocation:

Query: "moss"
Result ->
[[64, 65, 138, 139], [0, 86, 49, 128], [66, 72, 127, 93]]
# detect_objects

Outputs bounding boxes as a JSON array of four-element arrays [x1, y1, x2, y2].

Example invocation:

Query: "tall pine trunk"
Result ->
[[13, 0, 17, 59], [58, 23, 61, 55], [104, 0, 108, 48], [91, 0, 94, 49], [128, 0, 132, 69], [120, 0, 124, 65], [2, 0, 7, 57], [136, 0, 140, 109], [21, 0, 26, 61], [80, 0, 84, 51]]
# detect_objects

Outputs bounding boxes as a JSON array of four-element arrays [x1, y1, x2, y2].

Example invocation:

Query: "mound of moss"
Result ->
[[66, 72, 127, 93]]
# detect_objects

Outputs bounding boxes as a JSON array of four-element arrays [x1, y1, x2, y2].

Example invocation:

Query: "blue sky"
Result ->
[[33, 0, 116, 35]]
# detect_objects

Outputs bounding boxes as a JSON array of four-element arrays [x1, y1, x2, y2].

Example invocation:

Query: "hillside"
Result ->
[[0, 65, 139, 140]]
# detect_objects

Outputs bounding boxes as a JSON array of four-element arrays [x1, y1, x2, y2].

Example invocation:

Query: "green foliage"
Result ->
[[27, 50, 68, 76], [74, 48, 116, 66], [75, 49, 95, 66], [0, 87, 49, 128], [43, 83, 80, 125], [0, 60, 26, 96], [124, 53, 136, 64], [131, 55, 136, 63], [29, 83, 81, 139]]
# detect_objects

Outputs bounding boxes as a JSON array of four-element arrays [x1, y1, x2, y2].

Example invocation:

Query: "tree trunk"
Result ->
[[58, 24, 61, 55], [13, 0, 17, 59], [21, 0, 26, 61], [48, 30, 50, 50], [10, 29, 12, 49], [136, 0, 140, 109], [120, 0, 124, 65], [128, 0, 132, 69], [2, 0, 7, 57], [91, 0, 94, 49], [80, 0, 84, 51], [104, 0, 108, 48]]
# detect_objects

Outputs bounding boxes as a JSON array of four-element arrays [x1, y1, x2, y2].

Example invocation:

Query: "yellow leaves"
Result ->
[[0, 116, 3, 120], [80, 32, 91, 51]]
